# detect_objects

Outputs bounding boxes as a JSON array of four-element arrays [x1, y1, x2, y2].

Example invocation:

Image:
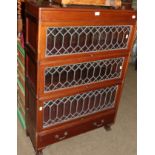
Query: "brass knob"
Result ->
[[55, 132, 68, 140], [93, 120, 104, 127]]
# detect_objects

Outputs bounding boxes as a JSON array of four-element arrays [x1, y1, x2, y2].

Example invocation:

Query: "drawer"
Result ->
[[41, 57, 125, 94], [45, 25, 132, 57], [42, 84, 118, 129], [38, 110, 115, 148]]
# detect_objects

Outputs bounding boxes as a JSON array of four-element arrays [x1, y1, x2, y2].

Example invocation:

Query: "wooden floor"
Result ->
[[17, 64, 137, 155]]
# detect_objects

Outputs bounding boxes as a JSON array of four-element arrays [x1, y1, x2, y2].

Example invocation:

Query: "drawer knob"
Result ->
[[120, 66, 122, 70], [93, 119, 104, 127], [55, 131, 68, 140]]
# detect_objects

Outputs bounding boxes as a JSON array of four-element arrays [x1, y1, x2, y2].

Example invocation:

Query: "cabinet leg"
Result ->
[[104, 124, 112, 131], [26, 129, 29, 137], [36, 150, 43, 155], [135, 58, 137, 70]]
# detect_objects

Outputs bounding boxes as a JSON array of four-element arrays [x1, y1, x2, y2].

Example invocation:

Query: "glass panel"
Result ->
[[44, 57, 124, 92], [43, 85, 118, 128], [46, 25, 131, 56]]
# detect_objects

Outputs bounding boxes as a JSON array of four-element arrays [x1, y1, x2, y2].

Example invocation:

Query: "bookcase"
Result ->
[[24, 1, 136, 154]]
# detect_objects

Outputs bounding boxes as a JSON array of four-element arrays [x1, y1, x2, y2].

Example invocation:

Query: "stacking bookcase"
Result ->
[[25, 1, 136, 155]]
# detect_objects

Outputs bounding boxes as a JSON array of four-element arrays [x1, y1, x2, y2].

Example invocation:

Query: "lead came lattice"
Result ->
[[43, 85, 118, 128], [45, 57, 124, 92], [46, 25, 131, 56]]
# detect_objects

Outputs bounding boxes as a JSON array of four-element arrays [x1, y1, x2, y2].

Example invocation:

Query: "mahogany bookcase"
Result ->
[[25, 1, 136, 154]]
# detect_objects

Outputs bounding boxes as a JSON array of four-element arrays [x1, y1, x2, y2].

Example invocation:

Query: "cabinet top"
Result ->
[[26, 0, 136, 24]]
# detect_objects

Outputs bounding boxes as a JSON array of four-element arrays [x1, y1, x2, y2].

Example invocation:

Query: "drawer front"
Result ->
[[46, 25, 131, 57], [44, 57, 124, 92], [38, 110, 115, 148], [43, 85, 118, 128]]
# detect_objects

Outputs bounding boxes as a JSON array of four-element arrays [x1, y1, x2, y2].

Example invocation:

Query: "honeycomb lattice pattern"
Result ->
[[46, 25, 131, 56], [45, 57, 124, 92], [43, 85, 118, 128]]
